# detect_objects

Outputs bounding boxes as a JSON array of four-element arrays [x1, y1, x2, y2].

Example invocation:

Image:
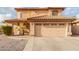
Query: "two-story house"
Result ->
[[5, 7, 76, 37]]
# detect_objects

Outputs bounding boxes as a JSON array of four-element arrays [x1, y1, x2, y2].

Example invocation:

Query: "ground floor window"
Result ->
[[59, 23, 65, 26], [43, 23, 49, 26], [51, 23, 57, 26], [35, 23, 41, 25]]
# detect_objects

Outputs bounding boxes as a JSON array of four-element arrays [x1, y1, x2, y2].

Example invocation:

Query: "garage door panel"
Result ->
[[35, 25, 41, 36], [41, 25, 66, 37]]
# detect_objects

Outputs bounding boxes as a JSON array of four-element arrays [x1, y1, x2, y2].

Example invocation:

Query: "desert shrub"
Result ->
[[2, 26, 12, 36]]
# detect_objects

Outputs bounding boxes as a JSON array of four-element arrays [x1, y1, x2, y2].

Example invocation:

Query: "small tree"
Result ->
[[2, 26, 12, 36]]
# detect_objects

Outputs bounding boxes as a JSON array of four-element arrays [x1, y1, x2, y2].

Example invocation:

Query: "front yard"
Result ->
[[0, 35, 79, 51]]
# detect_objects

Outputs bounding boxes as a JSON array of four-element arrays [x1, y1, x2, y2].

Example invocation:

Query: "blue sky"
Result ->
[[0, 7, 16, 18], [61, 7, 79, 16], [0, 7, 79, 21]]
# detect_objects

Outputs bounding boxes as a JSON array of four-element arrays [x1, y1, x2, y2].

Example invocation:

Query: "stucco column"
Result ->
[[68, 23, 72, 36], [66, 23, 72, 36], [66, 23, 68, 37], [29, 22, 35, 36]]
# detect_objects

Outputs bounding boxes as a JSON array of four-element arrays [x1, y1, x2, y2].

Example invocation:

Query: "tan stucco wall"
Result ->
[[16, 10, 49, 19], [16, 9, 62, 19], [29, 22, 35, 36]]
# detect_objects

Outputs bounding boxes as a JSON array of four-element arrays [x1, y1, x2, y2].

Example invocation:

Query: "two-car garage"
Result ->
[[28, 16, 75, 37], [35, 23, 66, 37]]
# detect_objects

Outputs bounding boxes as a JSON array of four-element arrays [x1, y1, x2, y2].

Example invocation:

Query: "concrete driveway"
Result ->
[[24, 36, 79, 51]]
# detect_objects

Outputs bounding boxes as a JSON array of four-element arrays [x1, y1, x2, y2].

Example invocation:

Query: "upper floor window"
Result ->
[[34, 11, 40, 15], [59, 24, 65, 26], [18, 12, 22, 18], [20, 12, 22, 18], [52, 12, 58, 16]]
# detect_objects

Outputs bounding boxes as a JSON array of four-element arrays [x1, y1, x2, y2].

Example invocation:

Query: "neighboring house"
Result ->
[[5, 7, 78, 37]]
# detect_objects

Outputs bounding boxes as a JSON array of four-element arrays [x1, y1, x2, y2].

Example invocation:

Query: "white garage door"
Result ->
[[35, 23, 66, 37]]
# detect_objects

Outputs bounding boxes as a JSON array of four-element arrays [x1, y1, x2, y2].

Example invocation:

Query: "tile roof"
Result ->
[[28, 15, 75, 19], [27, 15, 76, 22], [15, 7, 64, 10], [5, 15, 76, 23], [5, 18, 27, 23]]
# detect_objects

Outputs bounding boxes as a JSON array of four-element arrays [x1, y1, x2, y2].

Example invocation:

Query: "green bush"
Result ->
[[2, 26, 12, 36]]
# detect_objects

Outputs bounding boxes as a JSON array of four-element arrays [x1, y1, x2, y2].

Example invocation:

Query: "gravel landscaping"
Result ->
[[0, 35, 28, 51]]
